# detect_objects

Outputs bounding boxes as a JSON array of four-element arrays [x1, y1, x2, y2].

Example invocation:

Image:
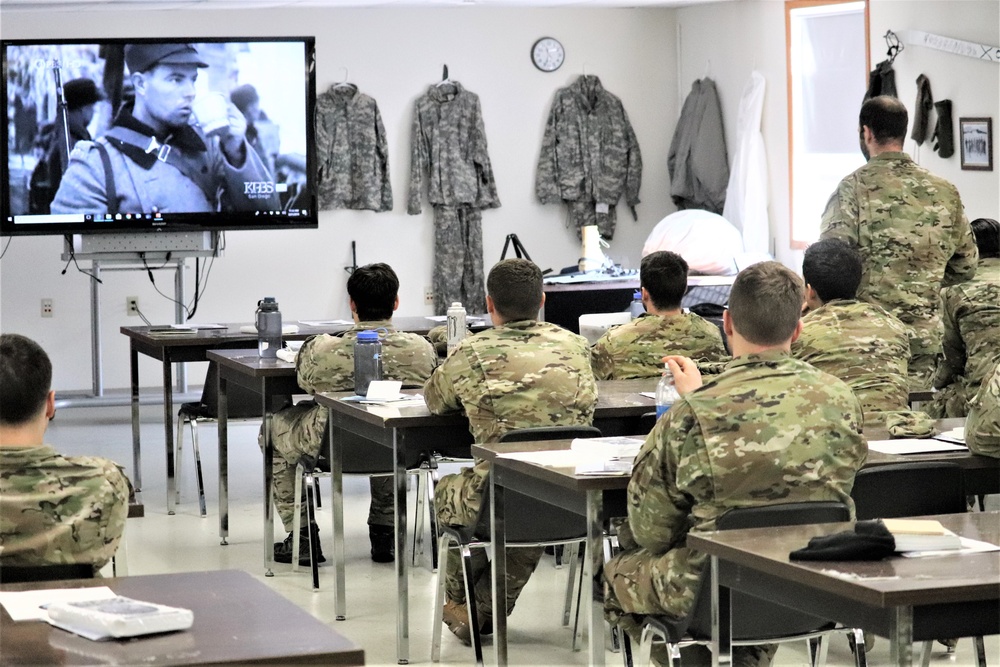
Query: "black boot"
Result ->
[[274, 523, 326, 565], [369, 525, 395, 563]]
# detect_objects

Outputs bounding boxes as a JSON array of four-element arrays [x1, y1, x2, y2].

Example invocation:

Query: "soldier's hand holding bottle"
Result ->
[[662, 355, 703, 395]]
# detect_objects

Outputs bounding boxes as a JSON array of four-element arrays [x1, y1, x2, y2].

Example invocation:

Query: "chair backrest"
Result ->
[[0, 562, 96, 583], [639, 411, 657, 435], [467, 426, 602, 543], [687, 501, 851, 641], [851, 462, 966, 521], [198, 361, 287, 420]]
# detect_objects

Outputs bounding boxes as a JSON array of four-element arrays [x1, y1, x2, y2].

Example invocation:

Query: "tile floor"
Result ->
[[45, 397, 998, 667]]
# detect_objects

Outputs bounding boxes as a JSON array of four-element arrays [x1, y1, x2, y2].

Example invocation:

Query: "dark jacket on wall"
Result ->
[[668, 78, 729, 214]]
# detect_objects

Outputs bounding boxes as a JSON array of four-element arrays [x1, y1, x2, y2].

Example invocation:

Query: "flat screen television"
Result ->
[[2, 36, 317, 236]]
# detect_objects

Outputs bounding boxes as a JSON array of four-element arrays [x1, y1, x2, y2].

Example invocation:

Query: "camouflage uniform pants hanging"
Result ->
[[433, 205, 486, 315]]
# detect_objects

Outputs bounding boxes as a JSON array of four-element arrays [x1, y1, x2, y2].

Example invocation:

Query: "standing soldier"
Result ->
[[821, 95, 978, 390]]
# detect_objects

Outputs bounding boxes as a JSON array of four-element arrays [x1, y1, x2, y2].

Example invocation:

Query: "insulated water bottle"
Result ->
[[446, 302, 467, 354], [354, 329, 383, 396], [256, 297, 282, 359]]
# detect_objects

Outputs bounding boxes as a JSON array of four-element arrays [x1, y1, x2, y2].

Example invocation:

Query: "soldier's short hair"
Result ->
[[487, 259, 543, 321], [728, 261, 804, 346], [640, 251, 688, 310], [347, 263, 399, 321], [971, 218, 999, 258], [860, 95, 908, 145], [0, 334, 52, 426], [802, 239, 862, 303]]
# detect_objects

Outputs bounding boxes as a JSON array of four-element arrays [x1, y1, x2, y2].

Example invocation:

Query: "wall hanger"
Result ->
[[435, 64, 454, 87], [333, 67, 354, 89], [895, 29, 1000, 63], [884, 30, 904, 65]]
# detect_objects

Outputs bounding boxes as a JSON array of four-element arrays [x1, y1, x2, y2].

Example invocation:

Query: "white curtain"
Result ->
[[722, 71, 769, 256]]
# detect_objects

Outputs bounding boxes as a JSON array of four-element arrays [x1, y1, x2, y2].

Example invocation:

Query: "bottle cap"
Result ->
[[633, 291, 641, 299], [450, 302, 462, 308], [357, 330, 380, 341]]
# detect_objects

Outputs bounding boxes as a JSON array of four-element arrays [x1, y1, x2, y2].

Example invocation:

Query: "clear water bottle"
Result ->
[[655, 363, 680, 419], [446, 302, 467, 354], [256, 297, 282, 359], [354, 329, 383, 396], [630, 290, 645, 319]]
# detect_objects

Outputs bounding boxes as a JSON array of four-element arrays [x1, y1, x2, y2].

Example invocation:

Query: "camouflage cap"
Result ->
[[126, 43, 209, 73]]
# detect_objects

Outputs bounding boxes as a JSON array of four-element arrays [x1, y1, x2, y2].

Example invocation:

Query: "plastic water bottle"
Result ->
[[446, 302, 467, 354], [256, 297, 282, 359], [630, 291, 645, 319], [354, 329, 383, 395], [655, 363, 680, 419]]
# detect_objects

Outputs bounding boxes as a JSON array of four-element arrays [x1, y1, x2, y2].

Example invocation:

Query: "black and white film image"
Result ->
[[5, 41, 310, 217], [960, 118, 992, 170]]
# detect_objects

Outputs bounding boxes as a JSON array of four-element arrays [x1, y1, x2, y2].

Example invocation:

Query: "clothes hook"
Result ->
[[442, 64, 449, 81]]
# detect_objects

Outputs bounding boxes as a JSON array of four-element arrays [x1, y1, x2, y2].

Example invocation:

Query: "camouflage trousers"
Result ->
[[926, 380, 973, 419], [432, 205, 486, 316], [435, 459, 542, 618], [605, 532, 775, 667], [263, 400, 393, 532], [568, 199, 618, 239]]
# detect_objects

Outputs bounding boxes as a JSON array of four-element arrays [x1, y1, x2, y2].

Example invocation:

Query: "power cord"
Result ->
[[0, 236, 11, 260], [60, 235, 103, 283]]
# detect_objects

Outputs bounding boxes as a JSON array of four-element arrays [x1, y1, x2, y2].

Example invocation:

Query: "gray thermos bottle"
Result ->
[[256, 297, 282, 358], [354, 329, 383, 395]]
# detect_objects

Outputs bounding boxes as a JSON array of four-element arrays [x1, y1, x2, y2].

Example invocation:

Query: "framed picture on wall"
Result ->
[[959, 118, 993, 171]]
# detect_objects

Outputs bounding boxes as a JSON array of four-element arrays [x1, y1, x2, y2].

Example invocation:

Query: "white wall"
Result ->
[[0, 7, 678, 392], [676, 0, 999, 269]]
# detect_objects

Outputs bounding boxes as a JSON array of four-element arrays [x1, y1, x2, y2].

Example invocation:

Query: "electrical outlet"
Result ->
[[126, 296, 140, 317], [41, 298, 53, 318], [424, 287, 434, 306]]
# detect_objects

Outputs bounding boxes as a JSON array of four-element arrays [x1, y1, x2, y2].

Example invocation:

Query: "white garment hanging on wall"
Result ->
[[722, 70, 770, 256]]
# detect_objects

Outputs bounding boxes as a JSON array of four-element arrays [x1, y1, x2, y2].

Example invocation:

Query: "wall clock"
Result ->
[[532, 37, 565, 73]]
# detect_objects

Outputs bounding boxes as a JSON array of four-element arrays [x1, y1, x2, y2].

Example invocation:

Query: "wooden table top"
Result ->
[[0, 570, 364, 666], [686, 511, 1000, 609]]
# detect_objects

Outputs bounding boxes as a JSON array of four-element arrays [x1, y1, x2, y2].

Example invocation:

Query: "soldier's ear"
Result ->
[[44, 390, 56, 421], [130, 71, 147, 96]]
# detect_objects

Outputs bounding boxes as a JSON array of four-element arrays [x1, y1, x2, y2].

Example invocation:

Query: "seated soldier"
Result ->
[[0, 334, 130, 574], [930, 218, 1000, 418], [591, 251, 728, 380], [966, 359, 1000, 458], [604, 261, 867, 667], [792, 238, 911, 420], [266, 263, 437, 564], [426, 258, 597, 645]]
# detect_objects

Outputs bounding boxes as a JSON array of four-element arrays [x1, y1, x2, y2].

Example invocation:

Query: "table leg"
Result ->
[[710, 556, 733, 667], [492, 476, 508, 666], [330, 413, 347, 621], [263, 378, 274, 577], [163, 354, 176, 515], [217, 373, 229, 545], [129, 345, 142, 492], [586, 490, 605, 666], [890, 606, 914, 666], [393, 428, 409, 664]]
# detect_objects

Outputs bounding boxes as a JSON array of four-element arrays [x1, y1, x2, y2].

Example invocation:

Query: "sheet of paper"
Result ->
[[867, 439, 969, 455], [898, 537, 1000, 558], [640, 391, 656, 399], [366, 380, 403, 401], [298, 319, 352, 326], [933, 427, 966, 445], [238, 325, 300, 335], [0, 587, 115, 622], [183, 323, 228, 330], [498, 450, 584, 467]]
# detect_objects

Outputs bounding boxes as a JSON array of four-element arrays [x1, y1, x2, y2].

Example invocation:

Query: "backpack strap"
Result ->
[[93, 141, 118, 217]]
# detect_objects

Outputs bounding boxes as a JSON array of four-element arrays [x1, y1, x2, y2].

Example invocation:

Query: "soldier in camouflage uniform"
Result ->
[[966, 359, 1000, 458], [793, 239, 911, 420], [408, 81, 499, 315], [821, 96, 978, 390], [0, 334, 130, 573], [592, 251, 728, 380], [536, 75, 642, 239], [266, 264, 437, 565], [426, 259, 597, 645], [604, 262, 866, 667], [929, 218, 1000, 418]]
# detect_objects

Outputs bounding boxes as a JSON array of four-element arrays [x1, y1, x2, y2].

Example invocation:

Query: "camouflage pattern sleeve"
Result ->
[[407, 100, 428, 215], [295, 333, 354, 394], [423, 342, 469, 416], [819, 180, 860, 245], [966, 360, 1000, 458], [535, 98, 562, 205], [375, 103, 393, 212], [624, 106, 642, 218], [933, 285, 966, 388], [942, 208, 978, 287], [0, 448, 130, 571], [383, 331, 438, 386], [625, 402, 699, 553], [472, 96, 501, 210]]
